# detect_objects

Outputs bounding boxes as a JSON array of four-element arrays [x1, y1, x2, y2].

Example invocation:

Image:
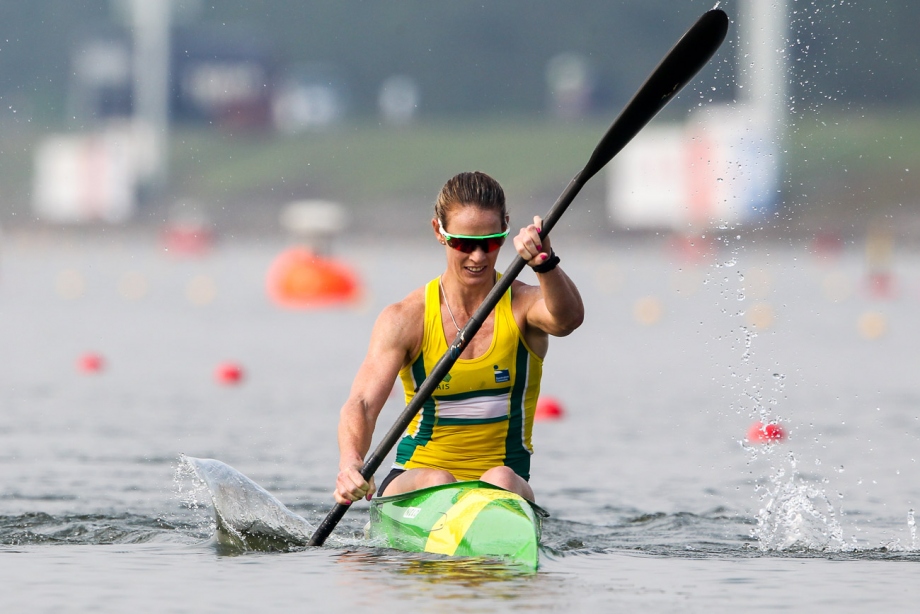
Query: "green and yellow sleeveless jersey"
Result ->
[[395, 276, 543, 481]]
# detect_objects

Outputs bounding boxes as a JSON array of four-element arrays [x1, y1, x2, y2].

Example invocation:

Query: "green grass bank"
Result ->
[[3, 111, 920, 237]]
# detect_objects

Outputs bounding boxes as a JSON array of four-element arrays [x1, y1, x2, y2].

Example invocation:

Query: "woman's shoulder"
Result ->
[[510, 279, 541, 305], [362, 286, 426, 370], [375, 285, 427, 334]]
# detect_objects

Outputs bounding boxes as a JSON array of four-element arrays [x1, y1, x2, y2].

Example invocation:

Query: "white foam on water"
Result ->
[[910, 509, 917, 550], [879, 509, 920, 553], [751, 452, 848, 552]]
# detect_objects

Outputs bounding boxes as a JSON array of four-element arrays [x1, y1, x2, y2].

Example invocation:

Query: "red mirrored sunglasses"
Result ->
[[438, 221, 509, 254]]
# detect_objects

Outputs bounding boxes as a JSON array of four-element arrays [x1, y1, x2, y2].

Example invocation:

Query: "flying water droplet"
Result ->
[[909, 509, 917, 550]]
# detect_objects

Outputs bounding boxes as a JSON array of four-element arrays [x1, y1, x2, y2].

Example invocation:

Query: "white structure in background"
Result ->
[[33, 0, 172, 223], [608, 0, 787, 229], [610, 106, 780, 228], [279, 200, 348, 254], [379, 75, 420, 125], [129, 0, 171, 191], [33, 127, 139, 223]]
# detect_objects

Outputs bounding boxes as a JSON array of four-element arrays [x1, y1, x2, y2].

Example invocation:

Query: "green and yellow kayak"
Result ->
[[367, 480, 547, 570]]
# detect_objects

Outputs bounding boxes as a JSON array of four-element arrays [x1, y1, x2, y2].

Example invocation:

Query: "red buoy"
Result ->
[[77, 352, 105, 374], [160, 223, 214, 256], [535, 396, 565, 421], [866, 271, 895, 300], [747, 421, 786, 444], [669, 233, 715, 263], [215, 362, 244, 385], [811, 230, 843, 260]]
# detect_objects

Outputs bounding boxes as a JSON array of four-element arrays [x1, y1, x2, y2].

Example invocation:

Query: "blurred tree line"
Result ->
[[0, 0, 918, 125]]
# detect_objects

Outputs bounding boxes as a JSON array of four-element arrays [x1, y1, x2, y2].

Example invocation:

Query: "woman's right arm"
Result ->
[[334, 298, 422, 504]]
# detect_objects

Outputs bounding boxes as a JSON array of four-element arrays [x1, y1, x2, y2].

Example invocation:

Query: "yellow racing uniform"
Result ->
[[394, 277, 543, 481]]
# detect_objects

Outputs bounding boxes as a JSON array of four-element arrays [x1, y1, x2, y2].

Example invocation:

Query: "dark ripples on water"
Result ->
[[0, 512, 200, 546], [541, 507, 756, 556], [3, 493, 918, 567]]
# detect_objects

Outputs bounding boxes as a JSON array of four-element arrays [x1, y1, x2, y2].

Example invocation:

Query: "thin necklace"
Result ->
[[438, 276, 463, 333]]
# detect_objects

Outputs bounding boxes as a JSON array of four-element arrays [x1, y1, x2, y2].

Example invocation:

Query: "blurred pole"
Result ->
[[130, 0, 171, 194], [737, 0, 788, 140]]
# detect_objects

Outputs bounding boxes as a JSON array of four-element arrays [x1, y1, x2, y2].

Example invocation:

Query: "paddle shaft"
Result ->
[[308, 8, 728, 547]]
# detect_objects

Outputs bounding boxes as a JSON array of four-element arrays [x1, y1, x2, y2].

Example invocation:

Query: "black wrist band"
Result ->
[[531, 250, 560, 273]]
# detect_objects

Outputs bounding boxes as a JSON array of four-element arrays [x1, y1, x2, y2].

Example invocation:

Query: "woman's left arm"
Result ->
[[513, 215, 585, 337]]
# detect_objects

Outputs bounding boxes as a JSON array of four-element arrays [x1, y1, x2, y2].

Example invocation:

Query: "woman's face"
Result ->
[[433, 204, 508, 285]]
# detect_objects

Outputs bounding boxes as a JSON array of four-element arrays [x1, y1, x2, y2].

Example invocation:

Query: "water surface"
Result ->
[[1, 233, 919, 610]]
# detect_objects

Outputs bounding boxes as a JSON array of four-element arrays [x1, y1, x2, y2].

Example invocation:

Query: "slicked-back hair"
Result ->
[[435, 171, 507, 230]]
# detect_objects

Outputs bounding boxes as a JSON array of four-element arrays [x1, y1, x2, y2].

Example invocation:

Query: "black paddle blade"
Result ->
[[581, 8, 729, 182]]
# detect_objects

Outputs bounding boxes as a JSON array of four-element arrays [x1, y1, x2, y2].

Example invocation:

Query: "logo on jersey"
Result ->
[[493, 366, 510, 383]]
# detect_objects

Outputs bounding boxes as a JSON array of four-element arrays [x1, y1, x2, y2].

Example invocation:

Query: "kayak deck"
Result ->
[[368, 480, 546, 570]]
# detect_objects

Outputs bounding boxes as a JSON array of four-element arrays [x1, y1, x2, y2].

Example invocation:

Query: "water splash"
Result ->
[[179, 454, 316, 551], [173, 457, 216, 536], [910, 509, 917, 549], [752, 454, 848, 552], [706, 235, 838, 552]]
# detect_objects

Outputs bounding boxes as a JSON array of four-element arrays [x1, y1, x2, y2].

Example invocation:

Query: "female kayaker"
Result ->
[[334, 171, 584, 505]]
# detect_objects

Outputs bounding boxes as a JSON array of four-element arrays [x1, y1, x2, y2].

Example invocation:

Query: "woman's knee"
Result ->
[[480, 466, 517, 486], [480, 466, 533, 500], [420, 469, 456, 487], [384, 468, 455, 497]]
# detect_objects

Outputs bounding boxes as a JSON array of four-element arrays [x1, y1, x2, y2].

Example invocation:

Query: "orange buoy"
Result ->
[[215, 362, 244, 385], [77, 352, 105, 374], [747, 421, 786, 444], [266, 247, 360, 308], [535, 396, 565, 421]]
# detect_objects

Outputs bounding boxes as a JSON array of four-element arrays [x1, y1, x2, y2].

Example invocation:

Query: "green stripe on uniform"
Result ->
[[503, 341, 530, 480], [395, 354, 437, 465]]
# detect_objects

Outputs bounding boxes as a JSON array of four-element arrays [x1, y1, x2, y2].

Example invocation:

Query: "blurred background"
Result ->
[[0, 0, 916, 242]]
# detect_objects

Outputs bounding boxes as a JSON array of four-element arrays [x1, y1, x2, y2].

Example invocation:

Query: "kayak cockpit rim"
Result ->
[[372, 479, 550, 518]]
